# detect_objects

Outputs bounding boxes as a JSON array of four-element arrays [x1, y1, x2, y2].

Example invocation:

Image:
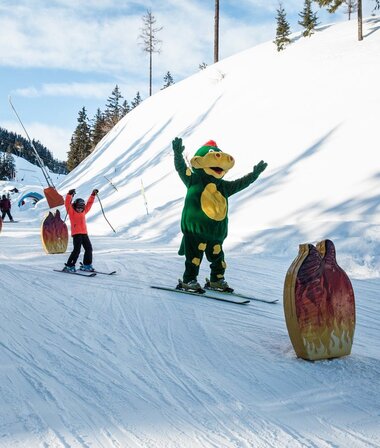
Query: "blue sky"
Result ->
[[0, 0, 375, 161]]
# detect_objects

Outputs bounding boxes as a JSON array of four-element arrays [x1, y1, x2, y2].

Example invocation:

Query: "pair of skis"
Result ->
[[151, 280, 278, 305], [53, 269, 278, 305], [53, 269, 116, 277]]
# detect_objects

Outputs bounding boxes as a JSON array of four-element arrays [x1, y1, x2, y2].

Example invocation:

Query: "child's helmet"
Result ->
[[73, 198, 85, 211]]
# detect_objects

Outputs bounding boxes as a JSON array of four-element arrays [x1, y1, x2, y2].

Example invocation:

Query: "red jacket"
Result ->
[[65, 193, 95, 236]]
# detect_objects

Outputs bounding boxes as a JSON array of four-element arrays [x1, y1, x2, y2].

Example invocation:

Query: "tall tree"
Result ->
[[214, 0, 220, 63], [67, 107, 92, 172], [299, 0, 319, 37], [0, 152, 15, 180], [345, 0, 358, 20], [91, 108, 107, 150], [161, 71, 175, 89], [313, 0, 367, 40], [121, 99, 130, 117], [139, 9, 163, 97], [274, 3, 291, 51], [131, 92, 143, 109], [104, 85, 124, 130]]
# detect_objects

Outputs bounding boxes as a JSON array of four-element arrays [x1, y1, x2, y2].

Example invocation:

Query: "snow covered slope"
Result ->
[[56, 17, 380, 277], [3, 154, 65, 187], [0, 154, 65, 211], [1, 222, 379, 448], [1, 18, 379, 448]]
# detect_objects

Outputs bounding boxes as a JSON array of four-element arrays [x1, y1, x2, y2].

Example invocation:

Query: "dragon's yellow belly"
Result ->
[[200, 183, 227, 221]]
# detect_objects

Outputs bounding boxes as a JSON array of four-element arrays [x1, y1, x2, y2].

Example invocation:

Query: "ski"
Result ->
[[150, 285, 250, 305], [53, 269, 96, 277], [204, 279, 278, 304], [79, 263, 116, 275], [207, 289, 278, 304]]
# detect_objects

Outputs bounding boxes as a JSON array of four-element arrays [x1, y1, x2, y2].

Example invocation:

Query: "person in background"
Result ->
[[63, 188, 98, 272], [0, 194, 14, 222]]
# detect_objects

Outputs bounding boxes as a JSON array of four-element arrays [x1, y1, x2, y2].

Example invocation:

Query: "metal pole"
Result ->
[[8, 96, 55, 188], [214, 0, 219, 63]]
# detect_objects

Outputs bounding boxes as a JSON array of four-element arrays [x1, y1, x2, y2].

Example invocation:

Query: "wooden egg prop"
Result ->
[[284, 239, 355, 361], [41, 209, 68, 254]]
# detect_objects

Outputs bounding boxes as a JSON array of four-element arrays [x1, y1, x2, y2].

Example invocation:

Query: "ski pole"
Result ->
[[96, 193, 116, 233], [104, 175, 118, 192]]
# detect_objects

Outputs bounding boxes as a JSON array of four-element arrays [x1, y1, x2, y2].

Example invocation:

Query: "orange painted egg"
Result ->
[[284, 239, 355, 360], [41, 209, 68, 254]]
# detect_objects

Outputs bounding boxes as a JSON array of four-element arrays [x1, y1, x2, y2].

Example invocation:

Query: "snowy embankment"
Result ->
[[1, 17, 380, 448]]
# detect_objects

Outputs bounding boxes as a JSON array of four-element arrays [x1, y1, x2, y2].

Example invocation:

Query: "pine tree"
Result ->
[[139, 9, 163, 97], [121, 99, 130, 117], [0, 153, 6, 180], [0, 152, 15, 180], [67, 107, 92, 172], [314, 0, 344, 12], [199, 62, 208, 70], [274, 3, 291, 51], [91, 108, 107, 150], [131, 92, 143, 109], [104, 85, 124, 130], [5, 152, 15, 179], [314, 0, 364, 40], [161, 71, 175, 89], [298, 0, 319, 37]]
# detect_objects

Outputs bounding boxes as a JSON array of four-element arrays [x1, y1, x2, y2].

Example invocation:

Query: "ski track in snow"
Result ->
[[0, 224, 380, 448]]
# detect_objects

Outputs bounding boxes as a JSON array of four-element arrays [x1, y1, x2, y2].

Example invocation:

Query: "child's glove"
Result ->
[[68, 189, 76, 195], [252, 161, 268, 181], [92, 189, 99, 196], [172, 137, 185, 155]]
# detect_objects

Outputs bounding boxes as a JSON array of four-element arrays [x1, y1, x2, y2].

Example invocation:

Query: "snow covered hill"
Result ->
[[0, 154, 65, 211], [55, 17, 380, 278], [1, 18, 380, 448]]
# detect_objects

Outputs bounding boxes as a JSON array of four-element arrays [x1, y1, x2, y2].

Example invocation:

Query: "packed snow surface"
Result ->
[[1, 18, 379, 448]]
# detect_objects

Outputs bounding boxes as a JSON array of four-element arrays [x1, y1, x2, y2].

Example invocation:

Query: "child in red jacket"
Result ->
[[64, 188, 98, 272]]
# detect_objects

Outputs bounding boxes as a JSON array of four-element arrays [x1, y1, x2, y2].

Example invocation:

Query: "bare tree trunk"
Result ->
[[149, 49, 152, 96], [214, 0, 219, 63], [357, 0, 363, 41], [149, 25, 153, 97]]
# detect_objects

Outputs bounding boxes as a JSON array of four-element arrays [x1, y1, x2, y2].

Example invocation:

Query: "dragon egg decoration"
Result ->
[[283, 239, 355, 361], [41, 209, 68, 254]]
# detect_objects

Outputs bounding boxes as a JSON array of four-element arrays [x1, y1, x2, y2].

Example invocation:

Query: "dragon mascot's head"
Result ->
[[190, 140, 235, 179]]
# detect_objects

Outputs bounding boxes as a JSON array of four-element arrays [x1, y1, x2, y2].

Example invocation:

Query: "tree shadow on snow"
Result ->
[[229, 125, 340, 211]]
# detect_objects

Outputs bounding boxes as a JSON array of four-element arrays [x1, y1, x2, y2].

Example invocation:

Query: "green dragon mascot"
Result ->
[[173, 137, 268, 292]]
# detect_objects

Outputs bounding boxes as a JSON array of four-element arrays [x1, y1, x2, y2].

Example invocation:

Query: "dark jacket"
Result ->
[[0, 198, 11, 212]]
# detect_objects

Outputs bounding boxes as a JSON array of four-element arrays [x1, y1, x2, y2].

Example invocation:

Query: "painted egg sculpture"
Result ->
[[283, 239, 355, 361], [41, 209, 68, 254]]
